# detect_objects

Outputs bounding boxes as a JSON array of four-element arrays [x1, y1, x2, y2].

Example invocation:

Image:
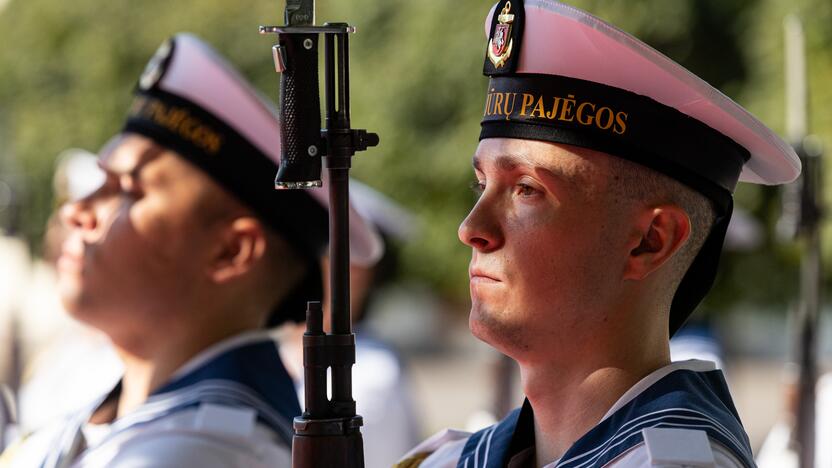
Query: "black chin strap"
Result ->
[[669, 198, 734, 335]]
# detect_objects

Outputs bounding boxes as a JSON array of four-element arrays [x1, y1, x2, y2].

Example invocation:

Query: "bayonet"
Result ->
[[285, 0, 315, 26], [260, 2, 378, 466]]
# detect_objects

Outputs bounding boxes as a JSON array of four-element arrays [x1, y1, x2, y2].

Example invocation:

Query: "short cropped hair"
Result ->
[[195, 185, 307, 325], [606, 157, 717, 295]]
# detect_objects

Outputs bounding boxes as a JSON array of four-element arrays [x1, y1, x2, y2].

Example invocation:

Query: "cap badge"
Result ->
[[488, 1, 515, 68]]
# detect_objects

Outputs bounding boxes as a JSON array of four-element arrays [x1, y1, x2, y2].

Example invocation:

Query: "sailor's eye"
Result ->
[[516, 183, 538, 197]]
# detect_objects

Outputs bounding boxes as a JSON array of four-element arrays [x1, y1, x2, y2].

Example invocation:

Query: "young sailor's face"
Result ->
[[57, 134, 225, 339], [459, 138, 631, 360]]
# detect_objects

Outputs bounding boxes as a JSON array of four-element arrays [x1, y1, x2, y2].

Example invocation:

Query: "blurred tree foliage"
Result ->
[[0, 0, 829, 312]]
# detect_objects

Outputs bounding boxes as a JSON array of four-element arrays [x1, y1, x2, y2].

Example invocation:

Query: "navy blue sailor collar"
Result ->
[[120, 330, 302, 443], [41, 331, 301, 468], [457, 360, 755, 468]]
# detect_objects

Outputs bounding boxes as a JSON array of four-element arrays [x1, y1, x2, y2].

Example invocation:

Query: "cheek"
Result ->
[[129, 194, 209, 265], [508, 205, 576, 270], [508, 208, 608, 306]]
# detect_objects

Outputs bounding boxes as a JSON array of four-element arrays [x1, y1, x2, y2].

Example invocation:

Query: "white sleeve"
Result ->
[[711, 442, 748, 468], [415, 438, 468, 468], [395, 429, 470, 468]]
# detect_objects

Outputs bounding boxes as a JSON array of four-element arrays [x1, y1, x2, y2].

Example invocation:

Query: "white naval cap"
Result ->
[[124, 33, 382, 268], [479, 0, 801, 334], [482, 0, 800, 187], [349, 179, 420, 243], [53, 149, 106, 203]]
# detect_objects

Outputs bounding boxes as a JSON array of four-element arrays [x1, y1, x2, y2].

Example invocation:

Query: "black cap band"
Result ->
[[481, 74, 749, 212]]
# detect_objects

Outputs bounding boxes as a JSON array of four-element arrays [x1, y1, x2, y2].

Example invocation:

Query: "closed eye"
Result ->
[[118, 173, 144, 198], [470, 180, 486, 197]]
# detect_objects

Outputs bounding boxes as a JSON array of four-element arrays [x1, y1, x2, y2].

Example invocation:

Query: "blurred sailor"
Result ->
[[397, 1, 800, 467], [9, 150, 120, 436], [0, 33, 381, 468]]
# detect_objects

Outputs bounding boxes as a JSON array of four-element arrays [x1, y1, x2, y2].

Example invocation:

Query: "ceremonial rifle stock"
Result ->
[[261, 2, 378, 466]]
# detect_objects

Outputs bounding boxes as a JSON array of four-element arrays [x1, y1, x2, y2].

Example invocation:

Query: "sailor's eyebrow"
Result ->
[[473, 148, 591, 199], [472, 153, 523, 173]]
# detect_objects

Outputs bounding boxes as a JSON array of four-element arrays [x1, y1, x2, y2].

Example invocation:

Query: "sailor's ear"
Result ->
[[623, 205, 691, 281], [207, 216, 268, 284]]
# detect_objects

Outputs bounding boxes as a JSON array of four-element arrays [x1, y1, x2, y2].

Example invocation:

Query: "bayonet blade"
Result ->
[[285, 0, 315, 26]]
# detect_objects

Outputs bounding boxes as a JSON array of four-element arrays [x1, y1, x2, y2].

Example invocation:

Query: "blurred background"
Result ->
[[1, 0, 831, 463]]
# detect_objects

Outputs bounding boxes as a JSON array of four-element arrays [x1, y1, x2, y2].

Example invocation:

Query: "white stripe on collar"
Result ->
[[600, 360, 717, 422], [107, 380, 294, 442], [557, 409, 751, 467]]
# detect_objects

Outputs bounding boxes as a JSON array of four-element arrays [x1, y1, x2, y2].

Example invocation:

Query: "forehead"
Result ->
[[98, 134, 165, 174], [473, 138, 614, 191], [100, 133, 237, 206], [99, 134, 208, 186]]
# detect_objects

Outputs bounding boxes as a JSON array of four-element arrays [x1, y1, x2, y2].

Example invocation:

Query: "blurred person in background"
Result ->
[[0, 32, 382, 468], [756, 371, 832, 468], [396, 1, 800, 467], [0, 232, 28, 396], [279, 180, 422, 468], [0, 171, 29, 451]]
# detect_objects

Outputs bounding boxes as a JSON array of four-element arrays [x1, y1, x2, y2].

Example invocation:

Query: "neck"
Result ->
[[115, 341, 200, 419], [520, 312, 669, 465], [96, 308, 261, 422]]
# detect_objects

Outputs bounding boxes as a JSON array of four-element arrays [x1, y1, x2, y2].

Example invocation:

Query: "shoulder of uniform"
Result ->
[[135, 403, 260, 438], [105, 420, 291, 467], [106, 434, 253, 468], [641, 427, 715, 466], [192, 403, 257, 438], [395, 428, 471, 468], [116, 404, 268, 446]]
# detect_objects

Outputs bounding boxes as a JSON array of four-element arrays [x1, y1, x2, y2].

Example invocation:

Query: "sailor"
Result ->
[[0, 33, 381, 468], [397, 1, 799, 467]]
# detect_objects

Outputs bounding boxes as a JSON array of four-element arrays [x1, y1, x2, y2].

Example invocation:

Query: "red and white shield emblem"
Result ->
[[488, 1, 515, 68], [492, 23, 511, 57]]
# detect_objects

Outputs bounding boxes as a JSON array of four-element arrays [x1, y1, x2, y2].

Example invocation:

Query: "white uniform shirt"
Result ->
[[1, 331, 298, 468]]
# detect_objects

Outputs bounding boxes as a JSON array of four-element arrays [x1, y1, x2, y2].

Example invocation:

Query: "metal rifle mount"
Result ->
[[260, 1, 378, 466]]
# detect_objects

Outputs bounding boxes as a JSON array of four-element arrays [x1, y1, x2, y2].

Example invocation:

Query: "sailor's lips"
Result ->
[[57, 242, 85, 274], [469, 267, 501, 284]]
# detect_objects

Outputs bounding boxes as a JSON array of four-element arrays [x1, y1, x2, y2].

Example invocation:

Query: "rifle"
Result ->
[[781, 14, 823, 468], [260, 2, 378, 466]]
